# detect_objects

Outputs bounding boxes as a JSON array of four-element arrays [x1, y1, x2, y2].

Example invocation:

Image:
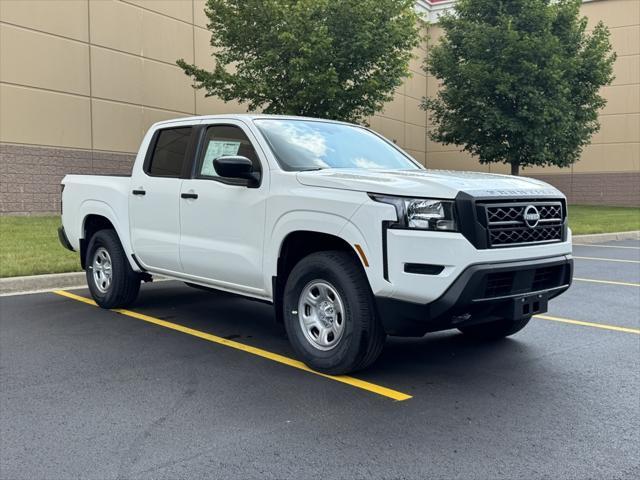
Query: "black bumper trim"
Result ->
[[471, 284, 569, 303], [375, 255, 573, 337], [57, 226, 74, 252]]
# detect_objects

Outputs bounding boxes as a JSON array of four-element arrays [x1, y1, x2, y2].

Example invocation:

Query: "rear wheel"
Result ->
[[86, 229, 140, 308], [282, 251, 385, 375], [458, 317, 530, 340]]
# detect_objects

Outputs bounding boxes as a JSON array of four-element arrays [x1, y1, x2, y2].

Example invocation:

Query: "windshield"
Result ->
[[254, 119, 421, 172]]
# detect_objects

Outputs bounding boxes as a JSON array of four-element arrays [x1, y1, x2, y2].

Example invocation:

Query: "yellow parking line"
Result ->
[[535, 314, 640, 335], [574, 256, 640, 264], [573, 243, 640, 250], [574, 277, 640, 287], [53, 290, 412, 402]]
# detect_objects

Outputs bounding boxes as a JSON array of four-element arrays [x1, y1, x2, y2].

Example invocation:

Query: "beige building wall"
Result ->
[[424, 0, 640, 206], [368, 33, 429, 165], [0, 0, 637, 213], [0, 0, 427, 214]]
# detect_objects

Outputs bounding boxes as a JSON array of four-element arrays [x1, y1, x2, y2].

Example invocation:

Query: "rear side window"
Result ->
[[146, 127, 192, 177]]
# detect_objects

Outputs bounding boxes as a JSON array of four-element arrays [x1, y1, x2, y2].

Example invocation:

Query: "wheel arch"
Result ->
[[270, 225, 372, 324], [276, 230, 362, 280], [78, 201, 138, 271]]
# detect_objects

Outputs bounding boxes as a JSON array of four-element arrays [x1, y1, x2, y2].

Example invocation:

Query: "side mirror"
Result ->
[[213, 156, 260, 187]]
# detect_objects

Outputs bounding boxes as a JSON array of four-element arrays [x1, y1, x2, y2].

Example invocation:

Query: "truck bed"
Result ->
[[60, 174, 133, 255]]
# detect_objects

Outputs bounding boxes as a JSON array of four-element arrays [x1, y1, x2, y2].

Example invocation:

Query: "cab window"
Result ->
[[197, 125, 260, 179], [146, 127, 192, 177]]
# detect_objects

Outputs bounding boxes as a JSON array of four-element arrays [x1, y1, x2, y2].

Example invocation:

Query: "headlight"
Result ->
[[369, 194, 457, 232]]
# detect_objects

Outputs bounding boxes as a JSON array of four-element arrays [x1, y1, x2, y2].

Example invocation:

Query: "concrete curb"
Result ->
[[0, 272, 86, 296], [572, 231, 640, 244], [0, 272, 170, 296]]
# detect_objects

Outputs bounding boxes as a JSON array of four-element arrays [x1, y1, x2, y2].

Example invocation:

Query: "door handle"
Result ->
[[181, 192, 198, 200], [132, 189, 146, 196]]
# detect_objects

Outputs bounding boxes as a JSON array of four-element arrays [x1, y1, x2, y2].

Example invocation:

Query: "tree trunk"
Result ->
[[511, 163, 520, 176]]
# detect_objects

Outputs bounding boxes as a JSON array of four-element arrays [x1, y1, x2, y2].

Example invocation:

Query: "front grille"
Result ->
[[480, 201, 565, 247], [532, 265, 564, 291], [480, 263, 570, 300], [489, 224, 564, 246], [485, 272, 515, 297]]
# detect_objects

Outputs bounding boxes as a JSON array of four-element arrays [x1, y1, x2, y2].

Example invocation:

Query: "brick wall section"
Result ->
[[0, 142, 638, 214], [532, 172, 640, 207], [0, 143, 135, 215]]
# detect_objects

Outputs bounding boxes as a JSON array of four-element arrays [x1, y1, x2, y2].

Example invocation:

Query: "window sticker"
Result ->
[[200, 140, 241, 176]]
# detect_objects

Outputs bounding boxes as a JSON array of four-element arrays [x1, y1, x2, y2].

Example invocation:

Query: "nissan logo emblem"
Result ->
[[523, 205, 540, 228]]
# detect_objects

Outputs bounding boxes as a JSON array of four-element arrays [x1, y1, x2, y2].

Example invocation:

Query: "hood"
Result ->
[[296, 169, 563, 199]]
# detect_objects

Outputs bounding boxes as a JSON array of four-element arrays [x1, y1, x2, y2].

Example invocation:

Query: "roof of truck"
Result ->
[[153, 114, 356, 127]]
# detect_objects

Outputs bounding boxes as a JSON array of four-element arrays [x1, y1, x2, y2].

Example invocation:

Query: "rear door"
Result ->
[[129, 125, 194, 273], [179, 120, 268, 293]]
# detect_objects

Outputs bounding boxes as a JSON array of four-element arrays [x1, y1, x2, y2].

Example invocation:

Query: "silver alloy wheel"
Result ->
[[297, 280, 346, 351], [92, 247, 113, 293]]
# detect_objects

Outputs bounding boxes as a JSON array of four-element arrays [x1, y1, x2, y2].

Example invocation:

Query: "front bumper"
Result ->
[[375, 255, 573, 336]]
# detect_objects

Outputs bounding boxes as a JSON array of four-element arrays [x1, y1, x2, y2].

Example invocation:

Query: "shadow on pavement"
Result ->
[[130, 281, 537, 385]]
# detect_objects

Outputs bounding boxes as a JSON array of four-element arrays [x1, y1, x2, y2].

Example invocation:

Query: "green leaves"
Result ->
[[422, 0, 616, 174], [178, 0, 420, 123]]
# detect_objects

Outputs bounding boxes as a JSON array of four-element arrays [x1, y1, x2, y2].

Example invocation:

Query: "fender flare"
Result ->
[[264, 210, 374, 297], [78, 200, 140, 271]]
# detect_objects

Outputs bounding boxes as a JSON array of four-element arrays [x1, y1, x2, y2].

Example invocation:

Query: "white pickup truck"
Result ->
[[59, 115, 573, 374]]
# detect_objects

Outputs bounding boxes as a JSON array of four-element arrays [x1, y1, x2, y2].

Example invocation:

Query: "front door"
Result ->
[[129, 126, 193, 273], [179, 122, 268, 294]]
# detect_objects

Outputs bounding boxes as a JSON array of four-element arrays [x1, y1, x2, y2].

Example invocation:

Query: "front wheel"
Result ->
[[458, 316, 531, 340], [86, 229, 140, 308], [282, 251, 385, 375]]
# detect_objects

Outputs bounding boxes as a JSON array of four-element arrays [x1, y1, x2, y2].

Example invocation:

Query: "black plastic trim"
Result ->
[[130, 254, 153, 282], [471, 284, 569, 303], [272, 275, 284, 324], [57, 226, 74, 252], [381, 220, 392, 281], [79, 238, 87, 269], [404, 263, 445, 275], [454, 192, 568, 249], [60, 184, 64, 215], [375, 255, 573, 337], [131, 254, 146, 271]]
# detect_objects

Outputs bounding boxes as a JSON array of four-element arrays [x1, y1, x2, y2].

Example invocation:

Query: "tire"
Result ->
[[282, 251, 385, 375], [86, 229, 140, 309], [458, 316, 531, 341]]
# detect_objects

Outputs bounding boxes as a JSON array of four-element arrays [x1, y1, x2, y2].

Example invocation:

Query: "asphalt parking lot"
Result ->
[[1, 240, 639, 479]]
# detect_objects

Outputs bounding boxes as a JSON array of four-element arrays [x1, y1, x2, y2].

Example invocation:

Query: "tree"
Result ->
[[422, 0, 616, 175], [177, 0, 420, 124]]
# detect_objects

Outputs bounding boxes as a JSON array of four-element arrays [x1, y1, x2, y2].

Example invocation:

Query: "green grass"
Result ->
[[0, 206, 638, 277], [568, 205, 640, 235], [0, 216, 81, 278]]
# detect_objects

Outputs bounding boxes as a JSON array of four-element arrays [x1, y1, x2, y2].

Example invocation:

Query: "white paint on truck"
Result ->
[[59, 114, 573, 373]]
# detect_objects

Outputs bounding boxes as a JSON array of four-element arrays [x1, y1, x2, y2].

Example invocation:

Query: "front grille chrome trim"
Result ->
[[488, 237, 563, 248], [480, 200, 565, 248]]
